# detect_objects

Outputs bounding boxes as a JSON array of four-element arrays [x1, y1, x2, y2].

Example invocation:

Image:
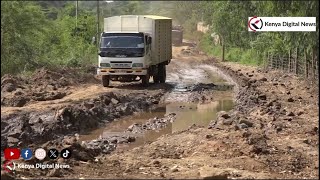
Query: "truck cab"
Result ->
[[97, 15, 172, 87], [97, 32, 152, 86]]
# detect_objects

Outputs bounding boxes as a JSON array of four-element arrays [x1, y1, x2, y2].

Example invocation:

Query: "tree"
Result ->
[[1, 1, 50, 75]]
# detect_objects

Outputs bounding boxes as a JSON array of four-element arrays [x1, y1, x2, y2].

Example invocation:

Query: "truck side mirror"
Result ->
[[92, 36, 96, 45], [148, 37, 152, 44]]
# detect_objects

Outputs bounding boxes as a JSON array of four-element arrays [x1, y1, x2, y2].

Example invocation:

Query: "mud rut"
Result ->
[[1, 45, 237, 179], [1, 44, 318, 179]]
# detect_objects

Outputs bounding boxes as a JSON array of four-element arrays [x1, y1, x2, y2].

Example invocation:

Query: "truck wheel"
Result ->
[[142, 73, 150, 87], [102, 75, 110, 87], [158, 64, 166, 83], [153, 75, 160, 84]]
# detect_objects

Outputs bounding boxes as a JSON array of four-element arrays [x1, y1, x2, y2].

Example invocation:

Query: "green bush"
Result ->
[[225, 48, 241, 62], [199, 34, 222, 57], [1, 1, 98, 76], [175, 1, 318, 68], [200, 34, 262, 66], [239, 49, 262, 66]]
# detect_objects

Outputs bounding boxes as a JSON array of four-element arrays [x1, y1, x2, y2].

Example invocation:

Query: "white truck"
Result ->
[[97, 15, 172, 87]]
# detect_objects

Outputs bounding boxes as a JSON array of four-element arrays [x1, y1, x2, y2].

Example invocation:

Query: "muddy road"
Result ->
[[1, 42, 319, 179]]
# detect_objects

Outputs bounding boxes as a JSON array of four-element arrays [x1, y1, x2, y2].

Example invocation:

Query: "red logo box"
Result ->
[[4, 148, 21, 160]]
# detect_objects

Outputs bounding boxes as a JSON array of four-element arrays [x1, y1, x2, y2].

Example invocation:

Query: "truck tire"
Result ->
[[102, 75, 110, 87], [142, 73, 150, 87], [153, 75, 160, 83], [158, 64, 166, 83]]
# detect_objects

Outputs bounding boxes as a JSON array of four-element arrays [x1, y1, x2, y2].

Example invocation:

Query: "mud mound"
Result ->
[[30, 67, 98, 87], [205, 59, 318, 178], [192, 83, 234, 92], [71, 113, 177, 157], [126, 113, 176, 134], [48, 135, 107, 161], [191, 83, 216, 91], [11, 135, 102, 178], [32, 68, 65, 83], [1, 96, 30, 107], [82, 134, 135, 156], [1, 67, 99, 107], [1, 74, 23, 93], [180, 47, 200, 56], [13, 111, 176, 169], [1, 91, 164, 149]]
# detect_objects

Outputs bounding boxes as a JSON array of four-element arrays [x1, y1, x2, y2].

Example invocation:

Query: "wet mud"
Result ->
[[1, 43, 318, 179]]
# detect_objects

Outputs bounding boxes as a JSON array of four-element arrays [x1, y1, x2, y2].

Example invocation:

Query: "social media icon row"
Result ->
[[4, 148, 71, 160]]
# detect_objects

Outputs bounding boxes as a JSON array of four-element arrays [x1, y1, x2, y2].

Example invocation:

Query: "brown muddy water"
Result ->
[[80, 62, 235, 150], [80, 98, 233, 150]]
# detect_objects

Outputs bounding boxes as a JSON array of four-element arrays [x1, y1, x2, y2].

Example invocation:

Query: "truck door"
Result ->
[[145, 35, 152, 63]]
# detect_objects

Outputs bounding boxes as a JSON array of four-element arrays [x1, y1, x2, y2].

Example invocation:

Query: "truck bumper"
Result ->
[[97, 68, 148, 76]]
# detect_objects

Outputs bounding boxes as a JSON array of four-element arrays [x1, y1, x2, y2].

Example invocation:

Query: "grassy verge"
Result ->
[[199, 33, 263, 66], [183, 31, 205, 43]]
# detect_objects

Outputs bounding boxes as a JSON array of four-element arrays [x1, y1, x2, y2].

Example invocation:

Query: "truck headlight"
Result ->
[[100, 63, 110, 67], [132, 63, 143, 67]]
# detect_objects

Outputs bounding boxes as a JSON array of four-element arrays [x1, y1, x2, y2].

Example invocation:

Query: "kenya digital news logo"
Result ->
[[248, 16, 263, 32], [2, 160, 15, 173]]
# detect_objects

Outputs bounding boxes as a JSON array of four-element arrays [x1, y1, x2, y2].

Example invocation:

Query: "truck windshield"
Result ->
[[100, 36, 145, 57], [101, 36, 144, 48]]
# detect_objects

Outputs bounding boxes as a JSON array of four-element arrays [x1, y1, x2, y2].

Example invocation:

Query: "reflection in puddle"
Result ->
[[79, 106, 166, 141], [169, 100, 233, 133], [80, 99, 234, 150]]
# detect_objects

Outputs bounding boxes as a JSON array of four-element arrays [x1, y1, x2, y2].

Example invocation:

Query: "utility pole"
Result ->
[[96, 0, 100, 48], [201, 12, 204, 22], [76, 0, 78, 28], [222, 36, 225, 62]]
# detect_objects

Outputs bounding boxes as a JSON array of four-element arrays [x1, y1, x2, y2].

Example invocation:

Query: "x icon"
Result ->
[[48, 149, 59, 159]]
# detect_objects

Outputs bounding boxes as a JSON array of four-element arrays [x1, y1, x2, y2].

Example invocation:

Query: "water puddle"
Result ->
[[79, 63, 235, 151], [80, 98, 234, 150], [79, 106, 166, 141], [168, 100, 233, 132]]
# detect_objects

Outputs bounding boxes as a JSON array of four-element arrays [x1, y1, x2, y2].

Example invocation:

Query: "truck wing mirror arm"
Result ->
[[92, 36, 96, 45]]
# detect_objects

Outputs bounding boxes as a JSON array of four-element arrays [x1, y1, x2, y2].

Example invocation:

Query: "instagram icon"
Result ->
[[35, 148, 46, 160]]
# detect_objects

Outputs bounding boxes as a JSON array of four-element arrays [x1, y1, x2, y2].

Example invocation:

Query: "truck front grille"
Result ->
[[111, 63, 132, 68], [110, 61, 132, 63]]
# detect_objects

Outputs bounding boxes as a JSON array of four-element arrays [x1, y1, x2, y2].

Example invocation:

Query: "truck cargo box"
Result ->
[[104, 15, 172, 66]]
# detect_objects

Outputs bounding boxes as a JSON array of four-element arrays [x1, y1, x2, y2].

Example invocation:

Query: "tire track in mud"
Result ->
[[71, 59, 318, 180], [165, 60, 235, 103], [77, 58, 237, 153], [1, 91, 165, 149], [51, 48, 317, 179], [72, 58, 236, 157], [1, 46, 240, 179]]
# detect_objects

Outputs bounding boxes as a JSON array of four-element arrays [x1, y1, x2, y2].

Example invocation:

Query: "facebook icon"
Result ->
[[21, 148, 32, 160]]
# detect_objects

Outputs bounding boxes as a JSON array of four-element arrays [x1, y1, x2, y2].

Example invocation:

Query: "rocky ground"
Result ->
[[58, 59, 318, 179], [1, 42, 318, 179], [1, 67, 98, 107]]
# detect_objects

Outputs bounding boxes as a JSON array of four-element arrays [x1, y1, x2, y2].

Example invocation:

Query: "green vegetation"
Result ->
[[199, 34, 222, 57], [199, 35, 261, 66], [171, 1, 319, 66], [1, 1, 176, 76], [1, 1, 97, 76], [1, 1, 318, 76], [1, 1, 154, 76]]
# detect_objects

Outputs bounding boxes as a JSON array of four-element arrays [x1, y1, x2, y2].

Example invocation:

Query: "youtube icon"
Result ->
[[4, 148, 20, 160]]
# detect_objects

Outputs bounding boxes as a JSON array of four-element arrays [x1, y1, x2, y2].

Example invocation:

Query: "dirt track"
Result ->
[[1, 42, 319, 179]]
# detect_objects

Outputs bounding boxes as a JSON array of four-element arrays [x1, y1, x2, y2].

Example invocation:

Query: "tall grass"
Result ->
[[199, 34, 263, 66]]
